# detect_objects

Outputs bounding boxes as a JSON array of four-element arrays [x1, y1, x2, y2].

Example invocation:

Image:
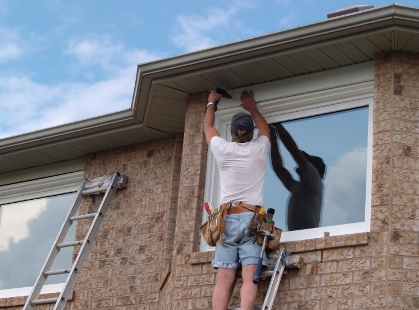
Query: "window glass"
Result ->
[[264, 106, 369, 232], [0, 193, 77, 290]]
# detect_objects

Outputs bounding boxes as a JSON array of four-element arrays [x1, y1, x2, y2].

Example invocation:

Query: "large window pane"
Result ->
[[0, 193, 77, 290], [265, 107, 369, 231]]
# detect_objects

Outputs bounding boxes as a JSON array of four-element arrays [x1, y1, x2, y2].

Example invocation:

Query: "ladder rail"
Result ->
[[23, 178, 88, 310], [261, 249, 286, 310], [53, 172, 121, 310], [23, 173, 126, 310]]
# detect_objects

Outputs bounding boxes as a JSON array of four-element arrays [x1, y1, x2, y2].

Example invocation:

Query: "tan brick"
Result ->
[[339, 257, 370, 271], [371, 256, 387, 269], [323, 247, 353, 261], [354, 270, 386, 282], [353, 295, 386, 308], [187, 274, 215, 286], [339, 283, 369, 297], [321, 272, 352, 286], [388, 255, 403, 268], [389, 243, 419, 256], [321, 298, 351, 310], [371, 282, 386, 295], [306, 287, 337, 300], [355, 244, 387, 257], [403, 283, 419, 296], [306, 262, 337, 275], [289, 301, 320, 310], [389, 269, 416, 282]]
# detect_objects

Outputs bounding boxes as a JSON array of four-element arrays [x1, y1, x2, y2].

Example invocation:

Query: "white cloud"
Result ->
[[0, 200, 47, 251], [322, 147, 367, 226], [171, 0, 256, 52], [65, 36, 124, 68], [0, 38, 161, 138], [0, 27, 24, 62]]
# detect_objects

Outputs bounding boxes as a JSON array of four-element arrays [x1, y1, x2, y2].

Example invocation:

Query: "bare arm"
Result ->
[[204, 91, 222, 145], [270, 126, 295, 192], [272, 123, 308, 171], [240, 90, 270, 140]]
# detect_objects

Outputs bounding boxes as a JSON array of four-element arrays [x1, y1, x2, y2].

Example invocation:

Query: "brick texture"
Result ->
[[3, 52, 419, 310]]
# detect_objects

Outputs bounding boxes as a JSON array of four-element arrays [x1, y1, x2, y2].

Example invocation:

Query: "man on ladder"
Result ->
[[204, 90, 271, 310]]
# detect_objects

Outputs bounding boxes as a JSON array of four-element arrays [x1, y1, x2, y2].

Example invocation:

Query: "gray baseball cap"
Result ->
[[231, 112, 254, 135]]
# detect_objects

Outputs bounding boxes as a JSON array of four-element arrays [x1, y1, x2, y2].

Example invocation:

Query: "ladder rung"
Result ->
[[70, 213, 96, 221], [82, 187, 109, 196], [32, 298, 58, 305], [45, 269, 71, 276], [57, 240, 84, 248]]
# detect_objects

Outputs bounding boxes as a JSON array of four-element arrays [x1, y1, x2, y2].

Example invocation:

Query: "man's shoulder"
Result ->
[[253, 135, 270, 148], [210, 136, 225, 145]]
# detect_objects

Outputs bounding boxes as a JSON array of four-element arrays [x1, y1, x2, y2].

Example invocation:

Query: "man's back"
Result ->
[[210, 135, 270, 206]]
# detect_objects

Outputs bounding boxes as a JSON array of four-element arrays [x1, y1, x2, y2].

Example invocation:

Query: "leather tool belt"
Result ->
[[226, 201, 261, 215]]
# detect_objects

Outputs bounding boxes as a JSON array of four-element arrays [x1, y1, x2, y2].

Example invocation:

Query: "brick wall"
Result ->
[[3, 52, 419, 310], [160, 52, 419, 310], [374, 52, 419, 309], [26, 135, 183, 310]]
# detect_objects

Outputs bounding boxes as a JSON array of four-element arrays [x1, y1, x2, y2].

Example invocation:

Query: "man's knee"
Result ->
[[215, 268, 236, 287]]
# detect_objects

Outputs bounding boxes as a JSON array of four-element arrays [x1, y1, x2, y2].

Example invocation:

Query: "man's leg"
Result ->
[[212, 268, 236, 310], [240, 264, 258, 310]]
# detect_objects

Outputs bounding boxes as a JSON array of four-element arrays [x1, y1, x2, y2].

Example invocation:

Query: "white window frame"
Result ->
[[0, 171, 83, 298], [201, 62, 374, 251]]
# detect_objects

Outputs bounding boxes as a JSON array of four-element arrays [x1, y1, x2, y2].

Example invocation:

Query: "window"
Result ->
[[202, 63, 373, 250], [0, 171, 82, 297], [0, 194, 77, 290], [265, 106, 371, 241]]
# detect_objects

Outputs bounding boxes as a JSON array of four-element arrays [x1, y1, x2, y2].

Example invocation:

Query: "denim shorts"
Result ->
[[212, 212, 267, 271]]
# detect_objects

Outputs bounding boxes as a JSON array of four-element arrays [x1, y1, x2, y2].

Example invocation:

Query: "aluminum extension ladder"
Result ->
[[23, 172, 128, 310], [228, 248, 287, 310]]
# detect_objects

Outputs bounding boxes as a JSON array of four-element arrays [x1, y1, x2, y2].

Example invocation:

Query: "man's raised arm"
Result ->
[[204, 91, 222, 145], [273, 123, 308, 170]]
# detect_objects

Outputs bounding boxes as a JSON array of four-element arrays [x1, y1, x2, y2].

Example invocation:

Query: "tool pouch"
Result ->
[[249, 213, 264, 234], [200, 203, 228, 247], [257, 220, 282, 251]]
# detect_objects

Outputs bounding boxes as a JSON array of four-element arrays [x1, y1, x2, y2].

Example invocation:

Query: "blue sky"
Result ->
[[0, 0, 418, 139]]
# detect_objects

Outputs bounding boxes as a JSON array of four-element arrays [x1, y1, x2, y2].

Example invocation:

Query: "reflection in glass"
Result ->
[[0, 193, 77, 290], [264, 107, 368, 231]]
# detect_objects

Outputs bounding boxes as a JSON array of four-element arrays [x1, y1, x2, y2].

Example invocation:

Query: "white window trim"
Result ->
[[201, 63, 373, 251], [0, 171, 83, 298], [0, 171, 83, 205]]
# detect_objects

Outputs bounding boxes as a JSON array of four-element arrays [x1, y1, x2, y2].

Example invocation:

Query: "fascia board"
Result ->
[[131, 4, 418, 118], [0, 109, 137, 154], [134, 5, 415, 79]]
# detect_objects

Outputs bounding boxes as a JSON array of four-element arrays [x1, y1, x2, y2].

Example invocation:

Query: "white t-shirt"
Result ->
[[210, 135, 270, 206]]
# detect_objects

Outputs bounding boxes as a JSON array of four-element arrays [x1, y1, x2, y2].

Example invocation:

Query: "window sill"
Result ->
[[0, 284, 74, 308], [280, 232, 369, 253]]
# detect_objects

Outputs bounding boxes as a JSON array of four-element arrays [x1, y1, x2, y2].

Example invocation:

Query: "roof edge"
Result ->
[[0, 109, 137, 154]]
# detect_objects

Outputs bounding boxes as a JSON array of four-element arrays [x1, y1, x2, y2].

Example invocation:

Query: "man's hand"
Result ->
[[239, 90, 269, 140], [208, 91, 222, 105], [240, 90, 257, 112]]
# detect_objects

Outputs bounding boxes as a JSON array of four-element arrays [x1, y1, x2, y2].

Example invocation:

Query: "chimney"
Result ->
[[327, 5, 374, 19]]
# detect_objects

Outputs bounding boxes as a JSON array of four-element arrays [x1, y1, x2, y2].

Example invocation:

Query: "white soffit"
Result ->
[[1, 4, 419, 174]]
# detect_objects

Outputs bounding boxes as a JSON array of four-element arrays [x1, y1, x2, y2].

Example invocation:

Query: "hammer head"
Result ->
[[214, 87, 232, 99]]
